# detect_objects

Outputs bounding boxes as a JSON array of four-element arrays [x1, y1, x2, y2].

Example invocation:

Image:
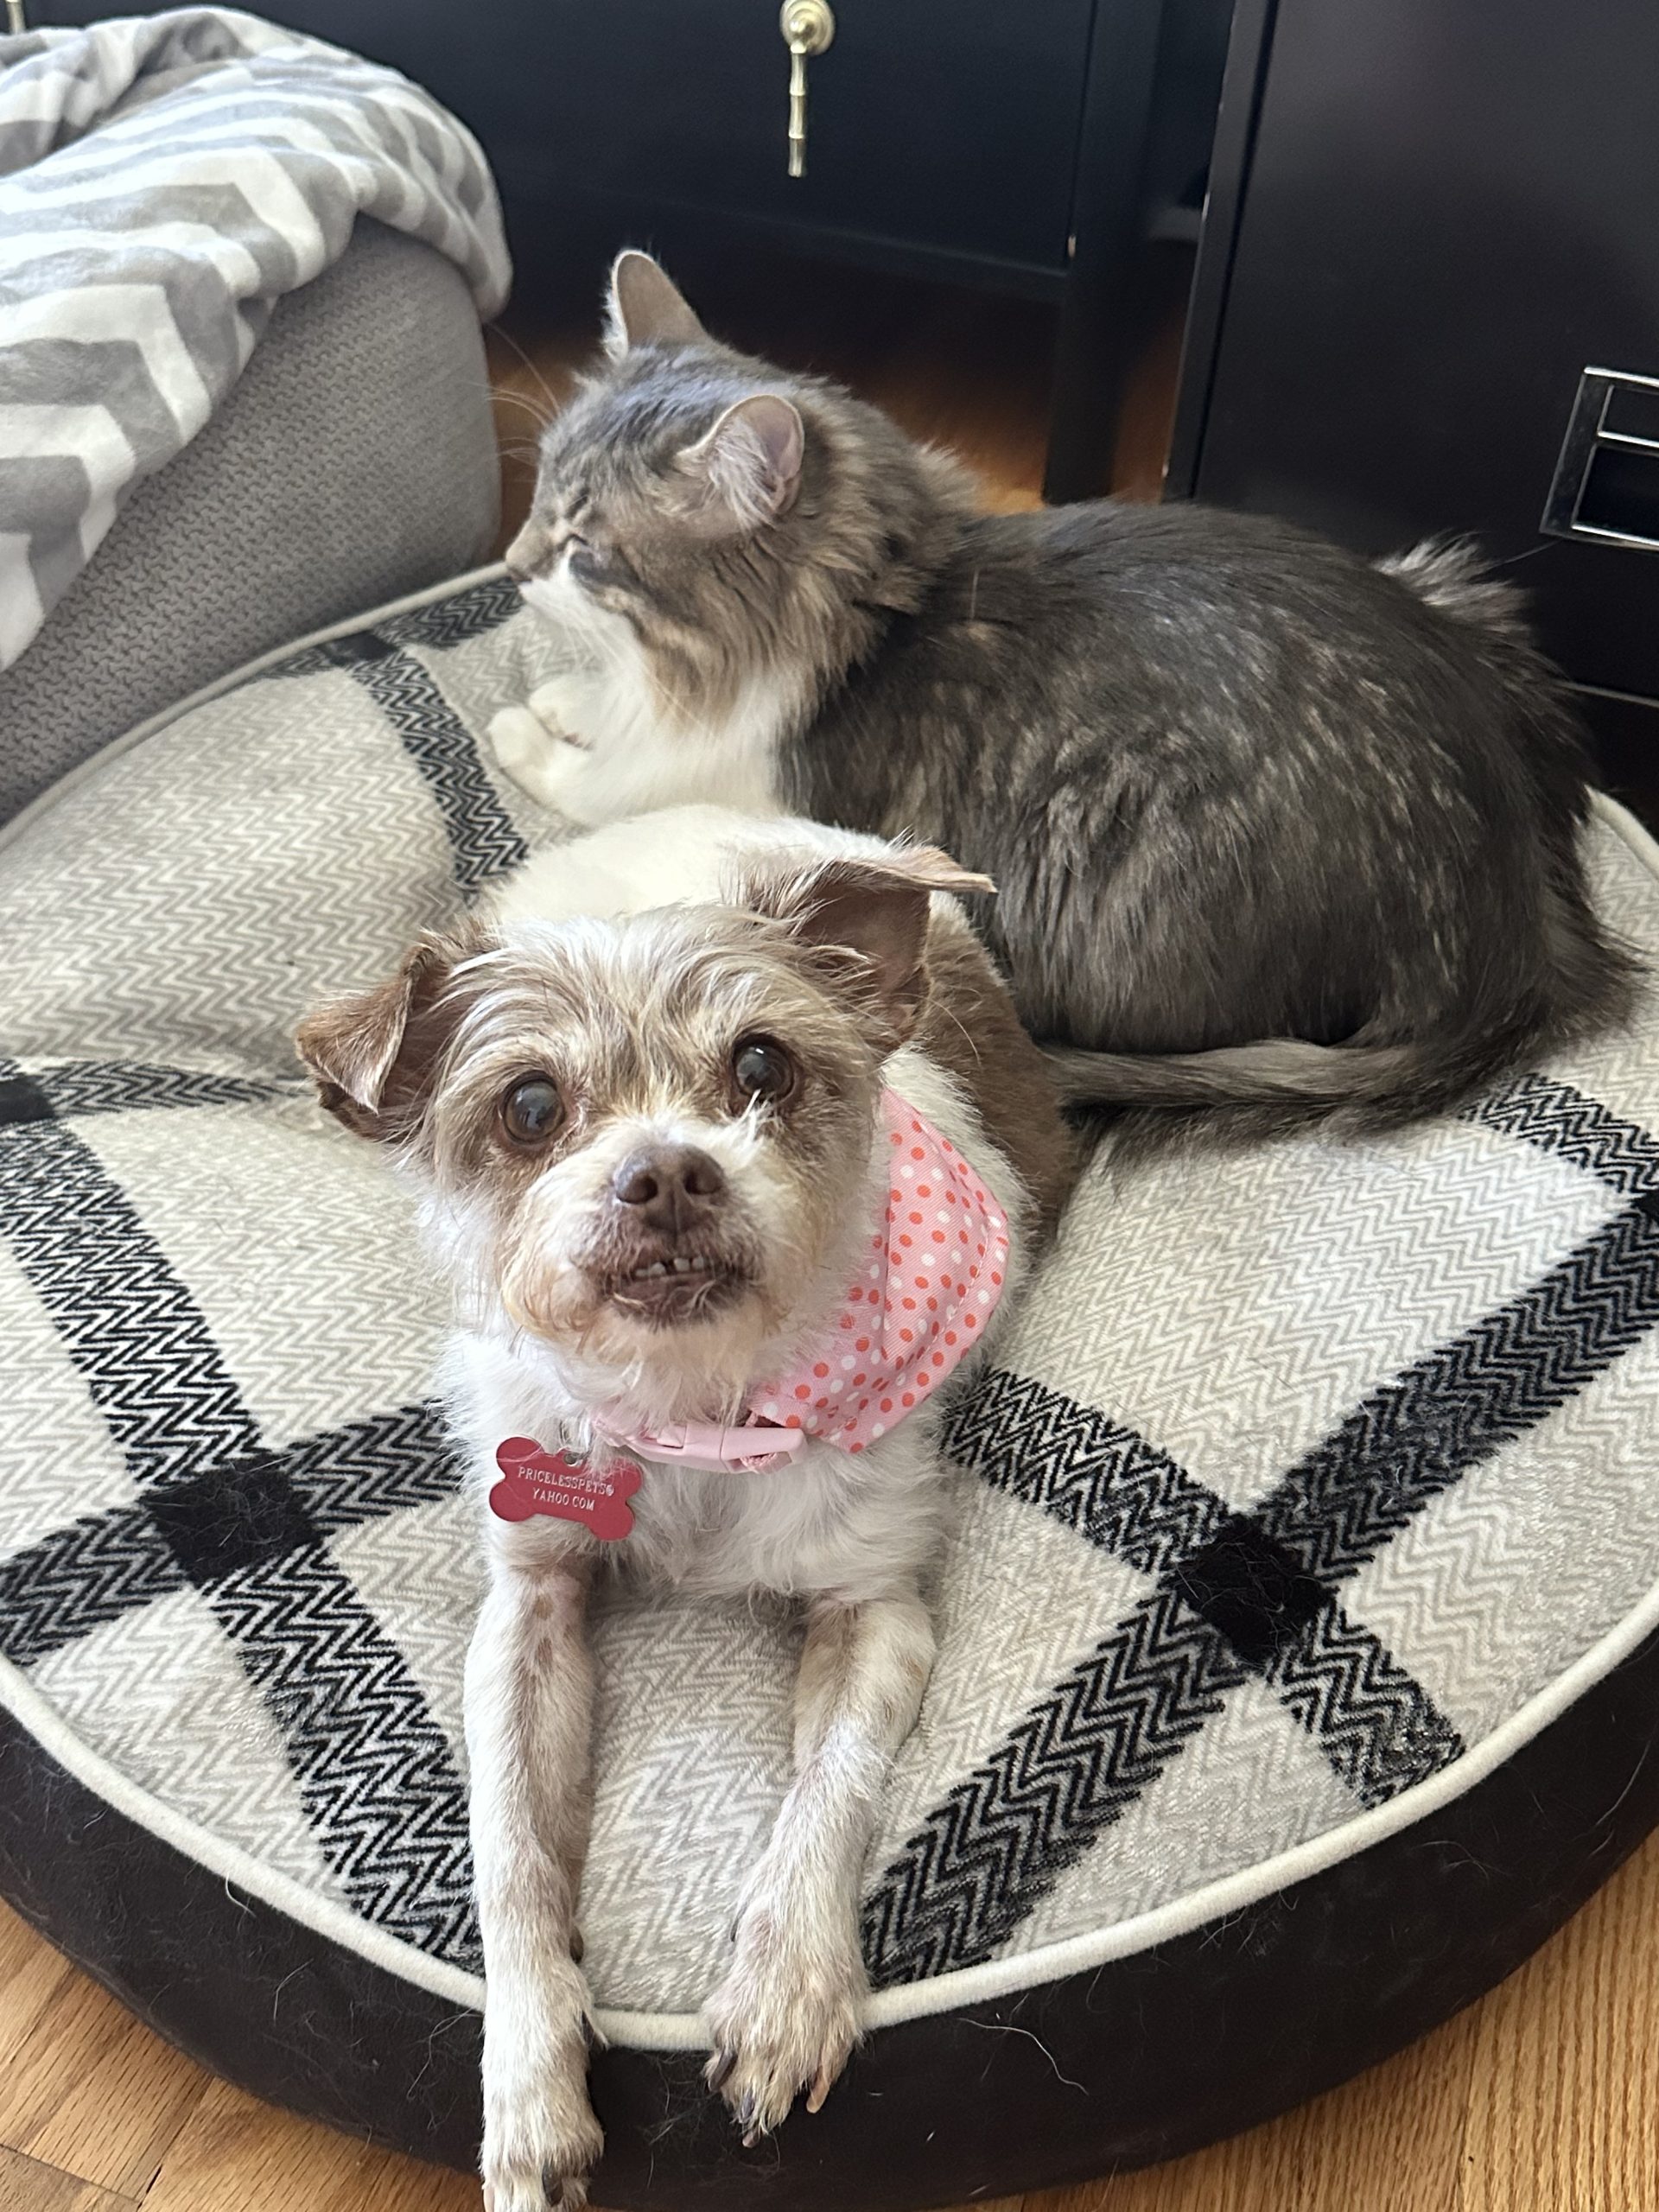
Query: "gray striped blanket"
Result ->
[[0, 7, 511, 671]]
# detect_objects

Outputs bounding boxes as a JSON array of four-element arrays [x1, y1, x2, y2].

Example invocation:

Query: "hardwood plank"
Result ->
[[5, 1832, 1659, 2212], [140, 2075, 480, 2212], [0, 1906, 208, 2197], [0, 2140, 136, 2212], [1460, 1831, 1659, 2212]]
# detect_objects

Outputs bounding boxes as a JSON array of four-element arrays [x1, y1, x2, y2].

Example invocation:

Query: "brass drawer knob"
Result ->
[[779, 0, 836, 179]]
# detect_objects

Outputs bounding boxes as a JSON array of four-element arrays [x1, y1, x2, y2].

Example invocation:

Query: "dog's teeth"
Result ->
[[620, 1255, 726, 1287]]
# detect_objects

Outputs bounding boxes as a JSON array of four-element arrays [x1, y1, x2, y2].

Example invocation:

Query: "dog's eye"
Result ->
[[730, 1036, 796, 1106], [499, 1075, 564, 1148]]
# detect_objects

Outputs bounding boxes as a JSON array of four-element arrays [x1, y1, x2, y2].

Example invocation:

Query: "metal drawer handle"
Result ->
[[1542, 367, 1659, 556], [779, 0, 835, 179]]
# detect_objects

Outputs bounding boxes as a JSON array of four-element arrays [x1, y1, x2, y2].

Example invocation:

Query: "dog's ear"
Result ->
[[296, 933, 471, 1143], [741, 848, 995, 1049], [603, 250, 707, 359]]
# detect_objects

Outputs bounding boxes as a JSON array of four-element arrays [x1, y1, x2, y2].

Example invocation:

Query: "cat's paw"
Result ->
[[525, 679, 577, 734], [703, 1898, 864, 2141], [488, 704, 557, 782], [487, 707, 597, 820]]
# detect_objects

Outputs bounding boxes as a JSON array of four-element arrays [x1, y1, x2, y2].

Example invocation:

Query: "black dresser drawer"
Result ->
[[499, 0, 1097, 276], [35, 1, 1097, 280], [1174, 0, 1659, 708]]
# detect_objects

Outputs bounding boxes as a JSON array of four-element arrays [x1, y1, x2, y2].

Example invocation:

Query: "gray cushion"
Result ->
[[0, 218, 499, 823]]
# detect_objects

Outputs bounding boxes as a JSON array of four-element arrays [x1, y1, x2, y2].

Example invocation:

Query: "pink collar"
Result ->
[[594, 1089, 1010, 1472]]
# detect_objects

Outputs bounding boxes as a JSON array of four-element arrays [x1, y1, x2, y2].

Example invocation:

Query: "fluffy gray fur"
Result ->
[[505, 253, 1639, 1148]]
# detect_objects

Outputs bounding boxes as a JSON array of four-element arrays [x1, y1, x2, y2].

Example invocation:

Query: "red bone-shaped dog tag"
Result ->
[[488, 1436, 641, 1541]]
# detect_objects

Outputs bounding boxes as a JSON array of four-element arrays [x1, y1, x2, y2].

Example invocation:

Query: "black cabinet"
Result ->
[[103, 1, 1098, 283], [30, 0, 1232, 501], [1170, 0, 1659, 793], [482, 1, 1099, 280]]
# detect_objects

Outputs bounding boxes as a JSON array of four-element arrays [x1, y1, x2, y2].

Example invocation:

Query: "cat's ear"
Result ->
[[675, 393, 804, 532], [603, 251, 707, 359], [737, 848, 995, 1047]]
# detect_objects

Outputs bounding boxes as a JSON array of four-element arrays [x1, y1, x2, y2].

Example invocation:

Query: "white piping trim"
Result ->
[[0, 1654, 486, 2012], [863, 1562, 1659, 2032], [3, 585, 1656, 2046], [6, 1556, 1659, 2050]]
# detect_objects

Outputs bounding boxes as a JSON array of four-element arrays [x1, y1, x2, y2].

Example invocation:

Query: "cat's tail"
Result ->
[[1042, 1006, 1598, 1156], [1374, 537, 1534, 645]]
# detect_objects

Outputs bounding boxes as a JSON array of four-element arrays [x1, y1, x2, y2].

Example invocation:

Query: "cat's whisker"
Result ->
[[487, 386, 553, 428], [486, 320, 567, 416]]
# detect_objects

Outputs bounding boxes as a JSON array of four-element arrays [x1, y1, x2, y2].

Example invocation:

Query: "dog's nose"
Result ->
[[611, 1146, 727, 1234]]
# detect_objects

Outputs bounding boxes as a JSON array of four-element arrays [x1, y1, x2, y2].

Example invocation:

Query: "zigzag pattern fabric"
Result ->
[[0, 8, 510, 669], [3, 570, 1659, 2035]]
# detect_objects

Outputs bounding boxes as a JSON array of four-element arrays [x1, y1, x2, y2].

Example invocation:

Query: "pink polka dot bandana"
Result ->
[[749, 1089, 1010, 1454]]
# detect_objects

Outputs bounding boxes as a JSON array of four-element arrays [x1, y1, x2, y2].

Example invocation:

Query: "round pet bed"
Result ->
[[2, 569, 1658, 2209]]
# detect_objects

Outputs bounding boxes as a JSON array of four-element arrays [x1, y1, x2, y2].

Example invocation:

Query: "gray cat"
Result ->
[[489, 251, 1638, 1147]]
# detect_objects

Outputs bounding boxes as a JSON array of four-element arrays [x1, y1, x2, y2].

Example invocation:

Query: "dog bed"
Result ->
[[3, 568, 1659, 2209]]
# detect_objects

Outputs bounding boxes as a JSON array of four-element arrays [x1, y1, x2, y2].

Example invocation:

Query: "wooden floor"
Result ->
[[8, 259, 1656, 2212]]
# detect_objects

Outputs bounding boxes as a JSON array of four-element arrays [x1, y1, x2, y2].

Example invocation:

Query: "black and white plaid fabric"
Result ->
[[4, 567, 1659, 2046]]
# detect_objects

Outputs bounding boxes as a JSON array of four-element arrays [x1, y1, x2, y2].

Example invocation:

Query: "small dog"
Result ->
[[297, 805, 1076, 2209]]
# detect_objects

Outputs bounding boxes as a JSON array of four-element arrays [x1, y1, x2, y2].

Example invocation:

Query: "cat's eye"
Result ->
[[563, 531, 590, 556], [567, 535, 608, 585], [499, 1075, 564, 1148], [730, 1036, 797, 1107]]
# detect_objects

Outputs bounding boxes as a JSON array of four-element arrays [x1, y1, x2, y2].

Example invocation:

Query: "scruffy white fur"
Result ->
[[300, 808, 1057, 2212]]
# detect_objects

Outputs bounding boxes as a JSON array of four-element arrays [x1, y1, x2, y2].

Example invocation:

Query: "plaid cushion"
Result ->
[[3, 566, 1658, 2048]]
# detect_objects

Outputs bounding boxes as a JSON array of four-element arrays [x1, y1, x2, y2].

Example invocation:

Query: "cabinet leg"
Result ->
[[1044, 0, 1169, 505]]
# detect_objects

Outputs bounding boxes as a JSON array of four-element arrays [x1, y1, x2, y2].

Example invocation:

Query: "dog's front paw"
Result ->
[[480, 1966, 603, 2212], [481, 2060, 603, 2212], [703, 1902, 865, 2141]]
